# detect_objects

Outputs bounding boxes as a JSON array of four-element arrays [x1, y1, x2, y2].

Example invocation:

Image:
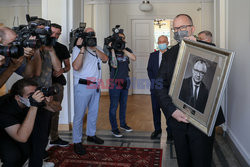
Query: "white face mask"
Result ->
[[19, 95, 31, 107]]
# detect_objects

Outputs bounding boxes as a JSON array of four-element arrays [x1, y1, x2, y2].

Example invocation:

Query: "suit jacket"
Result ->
[[179, 77, 208, 114], [147, 51, 160, 92], [155, 43, 225, 127]]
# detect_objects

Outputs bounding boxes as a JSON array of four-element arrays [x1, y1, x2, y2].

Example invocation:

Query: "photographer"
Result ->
[[105, 28, 136, 138], [72, 27, 108, 155], [20, 18, 61, 167], [49, 23, 70, 147], [0, 27, 34, 88], [0, 78, 44, 167]]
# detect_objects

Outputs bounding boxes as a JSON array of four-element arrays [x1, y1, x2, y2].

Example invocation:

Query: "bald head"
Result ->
[[0, 27, 17, 45], [198, 30, 213, 43], [84, 27, 95, 33]]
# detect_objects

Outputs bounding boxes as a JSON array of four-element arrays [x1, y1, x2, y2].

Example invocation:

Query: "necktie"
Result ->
[[194, 85, 198, 100]]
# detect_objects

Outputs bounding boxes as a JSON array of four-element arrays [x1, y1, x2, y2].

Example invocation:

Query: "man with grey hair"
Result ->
[[179, 59, 209, 113], [198, 30, 213, 43]]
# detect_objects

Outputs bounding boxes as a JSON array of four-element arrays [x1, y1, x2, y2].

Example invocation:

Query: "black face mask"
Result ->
[[174, 30, 189, 43]]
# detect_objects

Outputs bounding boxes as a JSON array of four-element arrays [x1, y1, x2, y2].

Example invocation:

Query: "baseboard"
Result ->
[[58, 123, 72, 131], [226, 129, 250, 167], [101, 91, 109, 96]]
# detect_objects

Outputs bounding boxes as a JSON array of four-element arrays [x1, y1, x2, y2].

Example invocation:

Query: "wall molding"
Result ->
[[227, 127, 250, 166], [0, 0, 41, 7]]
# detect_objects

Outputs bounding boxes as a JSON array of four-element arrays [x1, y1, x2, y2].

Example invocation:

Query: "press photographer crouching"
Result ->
[[72, 25, 108, 155], [0, 78, 45, 167], [104, 25, 136, 138], [0, 26, 34, 88]]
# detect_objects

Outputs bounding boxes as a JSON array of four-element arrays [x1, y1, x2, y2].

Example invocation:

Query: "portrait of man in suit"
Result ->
[[179, 59, 209, 113]]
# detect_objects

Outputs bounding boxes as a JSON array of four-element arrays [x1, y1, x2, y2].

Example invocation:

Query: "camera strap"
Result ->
[[86, 48, 101, 71]]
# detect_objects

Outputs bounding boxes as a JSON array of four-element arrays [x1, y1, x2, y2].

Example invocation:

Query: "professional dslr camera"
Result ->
[[37, 85, 59, 97], [104, 25, 125, 51], [0, 45, 24, 59], [69, 22, 97, 53]]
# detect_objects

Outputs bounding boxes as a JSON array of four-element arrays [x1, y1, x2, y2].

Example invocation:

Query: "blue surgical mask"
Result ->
[[19, 95, 31, 107], [174, 30, 189, 43], [158, 43, 167, 51]]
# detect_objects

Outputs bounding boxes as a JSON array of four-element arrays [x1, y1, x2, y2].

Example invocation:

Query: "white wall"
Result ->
[[227, 0, 250, 165], [84, 1, 214, 92]]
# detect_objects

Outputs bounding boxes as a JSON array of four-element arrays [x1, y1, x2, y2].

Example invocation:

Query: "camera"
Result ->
[[37, 86, 59, 97], [0, 45, 24, 59], [69, 22, 97, 53], [12, 25, 42, 49], [12, 14, 56, 47], [104, 25, 125, 51]]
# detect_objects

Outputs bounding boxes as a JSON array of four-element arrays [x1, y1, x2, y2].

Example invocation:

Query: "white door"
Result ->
[[131, 19, 154, 94]]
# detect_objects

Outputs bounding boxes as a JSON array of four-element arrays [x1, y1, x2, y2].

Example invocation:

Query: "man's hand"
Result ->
[[0, 55, 5, 66], [184, 36, 197, 41], [172, 109, 189, 123], [9, 56, 24, 71], [53, 68, 64, 77], [23, 47, 35, 59], [31, 90, 45, 103]]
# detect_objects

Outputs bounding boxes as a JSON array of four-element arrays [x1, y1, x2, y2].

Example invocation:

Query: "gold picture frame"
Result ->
[[169, 39, 235, 136]]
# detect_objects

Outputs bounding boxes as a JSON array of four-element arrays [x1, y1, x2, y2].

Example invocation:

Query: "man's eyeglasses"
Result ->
[[193, 69, 206, 75], [171, 25, 193, 32]]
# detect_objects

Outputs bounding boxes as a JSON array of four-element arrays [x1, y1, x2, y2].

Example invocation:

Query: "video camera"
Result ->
[[12, 14, 56, 47], [69, 22, 97, 53], [104, 25, 125, 51]]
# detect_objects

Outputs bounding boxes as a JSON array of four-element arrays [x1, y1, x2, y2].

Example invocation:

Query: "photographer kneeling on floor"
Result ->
[[0, 78, 45, 167]]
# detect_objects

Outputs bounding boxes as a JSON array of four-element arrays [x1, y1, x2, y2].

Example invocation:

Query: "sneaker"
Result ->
[[74, 143, 86, 155], [42, 161, 55, 167], [120, 125, 133, 132], [112, 129, 123, 138], [50, 138, 69, 147], [87, 135, 104, 144]]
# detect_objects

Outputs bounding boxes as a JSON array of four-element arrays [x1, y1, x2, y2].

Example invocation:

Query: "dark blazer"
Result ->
[[155, 43, 225, 127], [179, 77, 208, 114], [147, 51, 160, 92]]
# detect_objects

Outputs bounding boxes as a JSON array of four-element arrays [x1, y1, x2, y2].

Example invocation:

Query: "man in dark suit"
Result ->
[[179, 59, 209, 113], [156, 14, 225, 167], [147, 35, 173, 140]]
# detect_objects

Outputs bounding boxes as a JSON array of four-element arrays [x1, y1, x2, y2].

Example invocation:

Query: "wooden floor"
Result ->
[[83, 94, 165, 132]]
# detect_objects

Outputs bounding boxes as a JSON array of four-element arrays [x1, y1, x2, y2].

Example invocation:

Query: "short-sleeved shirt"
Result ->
[[52, 42, 70, 85], [109, 47, 133, 79], [72, 46, 103, 85], [0, 95, 28, 138]]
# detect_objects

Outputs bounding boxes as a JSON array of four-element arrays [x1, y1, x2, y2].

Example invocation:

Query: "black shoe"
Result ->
[[150, 130, 162, 139], [50, 138, 69, 147], [120, 125, 133, 132], [74, 143, 86, 155], [87, 135, 104, 144], [112, 129, 123, 138]]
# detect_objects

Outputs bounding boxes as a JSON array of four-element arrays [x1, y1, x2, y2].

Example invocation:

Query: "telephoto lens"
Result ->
[[0, 45, 24, 58]]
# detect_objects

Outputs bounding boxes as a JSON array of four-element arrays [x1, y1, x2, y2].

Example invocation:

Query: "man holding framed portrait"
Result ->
[[156, 14, 226, 167]]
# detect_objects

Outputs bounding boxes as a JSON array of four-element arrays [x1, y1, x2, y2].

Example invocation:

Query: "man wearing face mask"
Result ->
[[156, 14, 225, 167], [147, 35, 173, 141], [0, 78, 44, 167]]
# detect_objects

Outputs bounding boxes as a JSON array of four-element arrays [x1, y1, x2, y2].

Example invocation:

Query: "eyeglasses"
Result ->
[[171, 25, 193, 32], [193, 69, 206, 75]]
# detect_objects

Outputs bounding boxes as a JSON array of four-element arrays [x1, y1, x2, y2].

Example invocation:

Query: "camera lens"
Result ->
[[0, 45, 24, 58]]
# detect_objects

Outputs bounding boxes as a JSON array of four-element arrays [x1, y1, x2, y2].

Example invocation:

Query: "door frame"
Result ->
[[127, 15, 175, 94]]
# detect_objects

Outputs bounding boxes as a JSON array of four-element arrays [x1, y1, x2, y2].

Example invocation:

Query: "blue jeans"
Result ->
[[109, 79, 130, 131]]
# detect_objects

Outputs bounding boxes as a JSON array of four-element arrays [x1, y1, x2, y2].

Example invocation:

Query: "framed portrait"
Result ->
[[169, 39, 235, 136]]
